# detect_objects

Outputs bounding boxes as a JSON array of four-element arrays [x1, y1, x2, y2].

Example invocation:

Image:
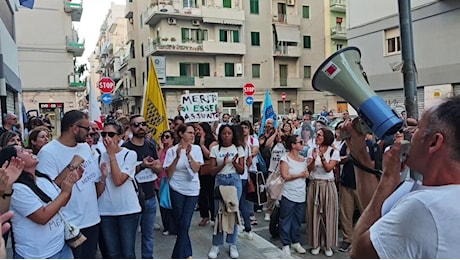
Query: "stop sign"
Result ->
[[243, 83, 255, 96], [281, 92, 286, 101], [98, 77, 115, 94]]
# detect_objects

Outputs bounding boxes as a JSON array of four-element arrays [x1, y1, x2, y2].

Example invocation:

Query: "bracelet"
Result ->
[[2, 190, 13, 199], [349, 154, 382, 179]]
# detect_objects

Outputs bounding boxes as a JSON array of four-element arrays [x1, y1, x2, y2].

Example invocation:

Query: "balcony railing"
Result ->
[[146, 40, 245, 56], [330, 0, 346, 12], [166, 76, 195, 86], [66, 36, 85, 57], [64, 0, 83, 21], [273, 46, 301, 57], [331, 26, 347, 40], [68, 73, 86, 91]]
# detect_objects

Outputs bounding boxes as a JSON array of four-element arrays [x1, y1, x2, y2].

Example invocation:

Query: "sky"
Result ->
[[74, 0, 126, 66]]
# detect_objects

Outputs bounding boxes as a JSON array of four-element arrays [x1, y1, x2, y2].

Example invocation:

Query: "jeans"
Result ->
[[140, 197, 157, 259], [170, 188, 199, 259], [213, 173, 242, 246], [14, 244, 74, 259], [156, 189, 177, 235], [279, 196, 305, 246], [239, 179, 252, 232], [71, 223, 99, 259], [100, 213, 140, 258]]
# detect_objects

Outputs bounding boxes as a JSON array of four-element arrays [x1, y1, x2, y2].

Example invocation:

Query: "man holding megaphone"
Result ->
[[343, 96, 460, 258]]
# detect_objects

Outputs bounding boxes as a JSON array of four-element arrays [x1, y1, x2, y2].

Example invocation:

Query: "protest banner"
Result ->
[[180, 92, 219, 123]]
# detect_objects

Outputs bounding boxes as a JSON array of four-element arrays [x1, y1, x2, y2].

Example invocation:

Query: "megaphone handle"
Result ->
[[349, 154, 382, 180]]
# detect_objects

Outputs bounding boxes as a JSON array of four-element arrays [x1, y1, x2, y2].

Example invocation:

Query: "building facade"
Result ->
[[16, 0, 85, 135], [347, 0, 460, 116], [0, 0, 22, 125]]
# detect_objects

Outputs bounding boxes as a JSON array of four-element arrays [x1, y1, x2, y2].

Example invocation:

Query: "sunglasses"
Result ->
[[131, 122, 147, 128], [101, 132, 117, 138], [161, 135, 171, 140], [296, 140, 304, 145], [76, 125, 90, 132], [398, 129, 405, 134], [316, 133, 323, 137]]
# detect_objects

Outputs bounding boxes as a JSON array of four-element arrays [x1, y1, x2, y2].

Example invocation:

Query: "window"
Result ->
[[252, 64, 260, 78], [179, 63, 210, 77], [303, 35, 311, 49], [250, 0, 259, 14], [223, 0, 231, 8], [225, 63, 235, 77], [140, 14, 143, 28], [219, 30, 239, 43], [385, 28, 401, 55], [336, 43, 343, 50], [182, 28, 208, 43], [183, 0, 197, 8], [129, 0, 133, 2], [304, 66, 311, 79], [302, 6, 310, 18], [251, 32, 260, 46]]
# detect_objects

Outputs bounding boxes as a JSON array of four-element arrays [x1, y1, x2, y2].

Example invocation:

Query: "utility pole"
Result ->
[[398, 0, 419, 120]]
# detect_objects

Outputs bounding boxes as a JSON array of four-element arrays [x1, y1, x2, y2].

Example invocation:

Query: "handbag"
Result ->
[[246, 171, 267, 205], [58, 212, 87, 248], [266, 164, 284, 201], [132, 180, 145, 210], [159, 177, 172, 209]]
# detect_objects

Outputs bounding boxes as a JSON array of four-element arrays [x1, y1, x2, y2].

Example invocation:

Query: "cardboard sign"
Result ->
[[76, 157, 101, 191], [135, 168, 158, 183], [180, 92, 219, 123]]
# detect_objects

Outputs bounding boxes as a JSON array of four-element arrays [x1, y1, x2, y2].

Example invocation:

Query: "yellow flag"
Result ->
[[143, 58, 169, 142]]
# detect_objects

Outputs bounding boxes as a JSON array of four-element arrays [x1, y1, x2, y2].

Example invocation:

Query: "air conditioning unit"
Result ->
[[286, 0, 295, 6], [235, 63, 243, 75], [191, 20, 200, 26], [167, 17, 176, 25]]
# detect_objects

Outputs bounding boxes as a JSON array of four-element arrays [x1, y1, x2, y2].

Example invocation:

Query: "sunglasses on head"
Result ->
[[131, 122, 147, 128], [101, 132, 117, 138]]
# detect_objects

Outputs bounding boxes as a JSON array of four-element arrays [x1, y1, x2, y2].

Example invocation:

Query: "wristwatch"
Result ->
[[66, 163, 77, 171]]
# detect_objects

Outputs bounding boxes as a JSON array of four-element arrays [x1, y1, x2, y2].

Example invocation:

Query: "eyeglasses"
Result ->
[[76, 125, 90, 132], [161, 135, 171, 140], [101, 131, 117, 138], [296, 140, 304, 145], [397, 129, 405, 134], [316, 133, 323, 137], [131, 122, 147, 128]]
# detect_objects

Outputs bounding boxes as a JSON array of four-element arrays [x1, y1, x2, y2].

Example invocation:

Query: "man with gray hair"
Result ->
[[0, 113, 20, 136]]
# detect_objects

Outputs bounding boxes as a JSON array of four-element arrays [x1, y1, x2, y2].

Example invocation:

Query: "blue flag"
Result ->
[[258, 90, 278, 136], [19, 0, 35, 9]]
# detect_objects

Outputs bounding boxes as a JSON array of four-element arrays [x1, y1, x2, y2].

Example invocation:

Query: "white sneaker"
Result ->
[[264, 213, 270, 221], [154, 223, 161, 230], [238, 230, 254, 240], [282, 245, 291, 256], [208, 246, 220, 259], [229, 245, 239, 259], [310, 247, 320, 255], [291, 243, 306, 254], [162, 231, 169, 236], [324, 248, 334, 257]]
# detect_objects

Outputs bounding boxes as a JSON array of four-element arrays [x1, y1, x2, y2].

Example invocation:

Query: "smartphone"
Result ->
[[399, 140, 411, 162]]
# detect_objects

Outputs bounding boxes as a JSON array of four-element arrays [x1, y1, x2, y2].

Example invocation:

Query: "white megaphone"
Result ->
[[312, 46, 402, 139]]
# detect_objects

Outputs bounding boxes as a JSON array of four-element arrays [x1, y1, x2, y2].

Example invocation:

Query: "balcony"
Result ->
[[166, 76, 195, 86], [273, 78, 303, 89], [64, 0, 83, 22], [201, 6, 244, 25], [68, 73, 86, 91], [163, 76, 247, 89], [66, 36, 85, 57], [144, 4, 200, 26], [146, 40, 245, 56], [331, 26, 347, 40], [272, 14, 300, 26], [273, 46, 301, 57], [330, 0, 346, 13]]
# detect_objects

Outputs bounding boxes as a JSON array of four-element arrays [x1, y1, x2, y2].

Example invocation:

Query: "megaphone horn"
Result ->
[[312, 46, 402, 139]]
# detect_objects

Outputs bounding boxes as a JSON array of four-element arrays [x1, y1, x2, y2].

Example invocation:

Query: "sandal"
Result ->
[[198, 217, 210, 226]]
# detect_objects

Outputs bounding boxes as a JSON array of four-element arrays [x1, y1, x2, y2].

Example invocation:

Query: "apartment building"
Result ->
[[326, 0, 347, 55], [16, 0, 85, 135], [93, 0, 353, 120], [347, 0, 460, 115], [0, 0, 22, 122]]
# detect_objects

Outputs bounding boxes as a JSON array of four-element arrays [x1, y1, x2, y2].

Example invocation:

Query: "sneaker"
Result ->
[[325, 248, 334, 257], [291, 243, 306, 254], [238, 230, 254, 240], [338, 241, 351, 252], [162, 230, 169, 236], [154, 223, 161, 230], [229, 245, 239, 259], [282, 245, 291, 256], [210, 220, 215, 227], [310, 247, 320, 255], [256, 209, 262, 213], [264, 213, 270, 221], [208, 246, 220, 259], [249, 215, 258, 225]]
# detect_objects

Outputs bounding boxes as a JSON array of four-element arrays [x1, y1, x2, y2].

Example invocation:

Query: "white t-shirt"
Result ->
[[370, 184, 460, 258], [268, 143, 287, 173], [242, 137, 260, 180], [37, 140, 100, 229], [280, 154, 307, 203], [210, 144, 245, 175], [163, 144, 204, 196], [11, 177, 65, 259], [98, 148, 141, 215], [307, 146, 340, 180]]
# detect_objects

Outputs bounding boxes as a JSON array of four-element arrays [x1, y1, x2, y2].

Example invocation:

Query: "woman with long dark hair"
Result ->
[[195, 122, 218, 226]]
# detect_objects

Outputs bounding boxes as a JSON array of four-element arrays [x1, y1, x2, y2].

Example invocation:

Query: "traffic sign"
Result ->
[[98, 77, 115, 94], [243, 83, 255, 96], [101, 93, 113, 105], [281, 92, 286, 101], [245, 96, 254, 105]]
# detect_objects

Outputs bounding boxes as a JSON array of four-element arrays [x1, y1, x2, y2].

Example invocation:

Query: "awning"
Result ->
[[113, 78, 124, 93], [203, 17, 243, 25], [274, 24, 300, 43]]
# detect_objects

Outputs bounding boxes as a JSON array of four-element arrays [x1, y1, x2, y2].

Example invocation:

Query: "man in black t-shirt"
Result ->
[[122, 114, 162, 259]]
